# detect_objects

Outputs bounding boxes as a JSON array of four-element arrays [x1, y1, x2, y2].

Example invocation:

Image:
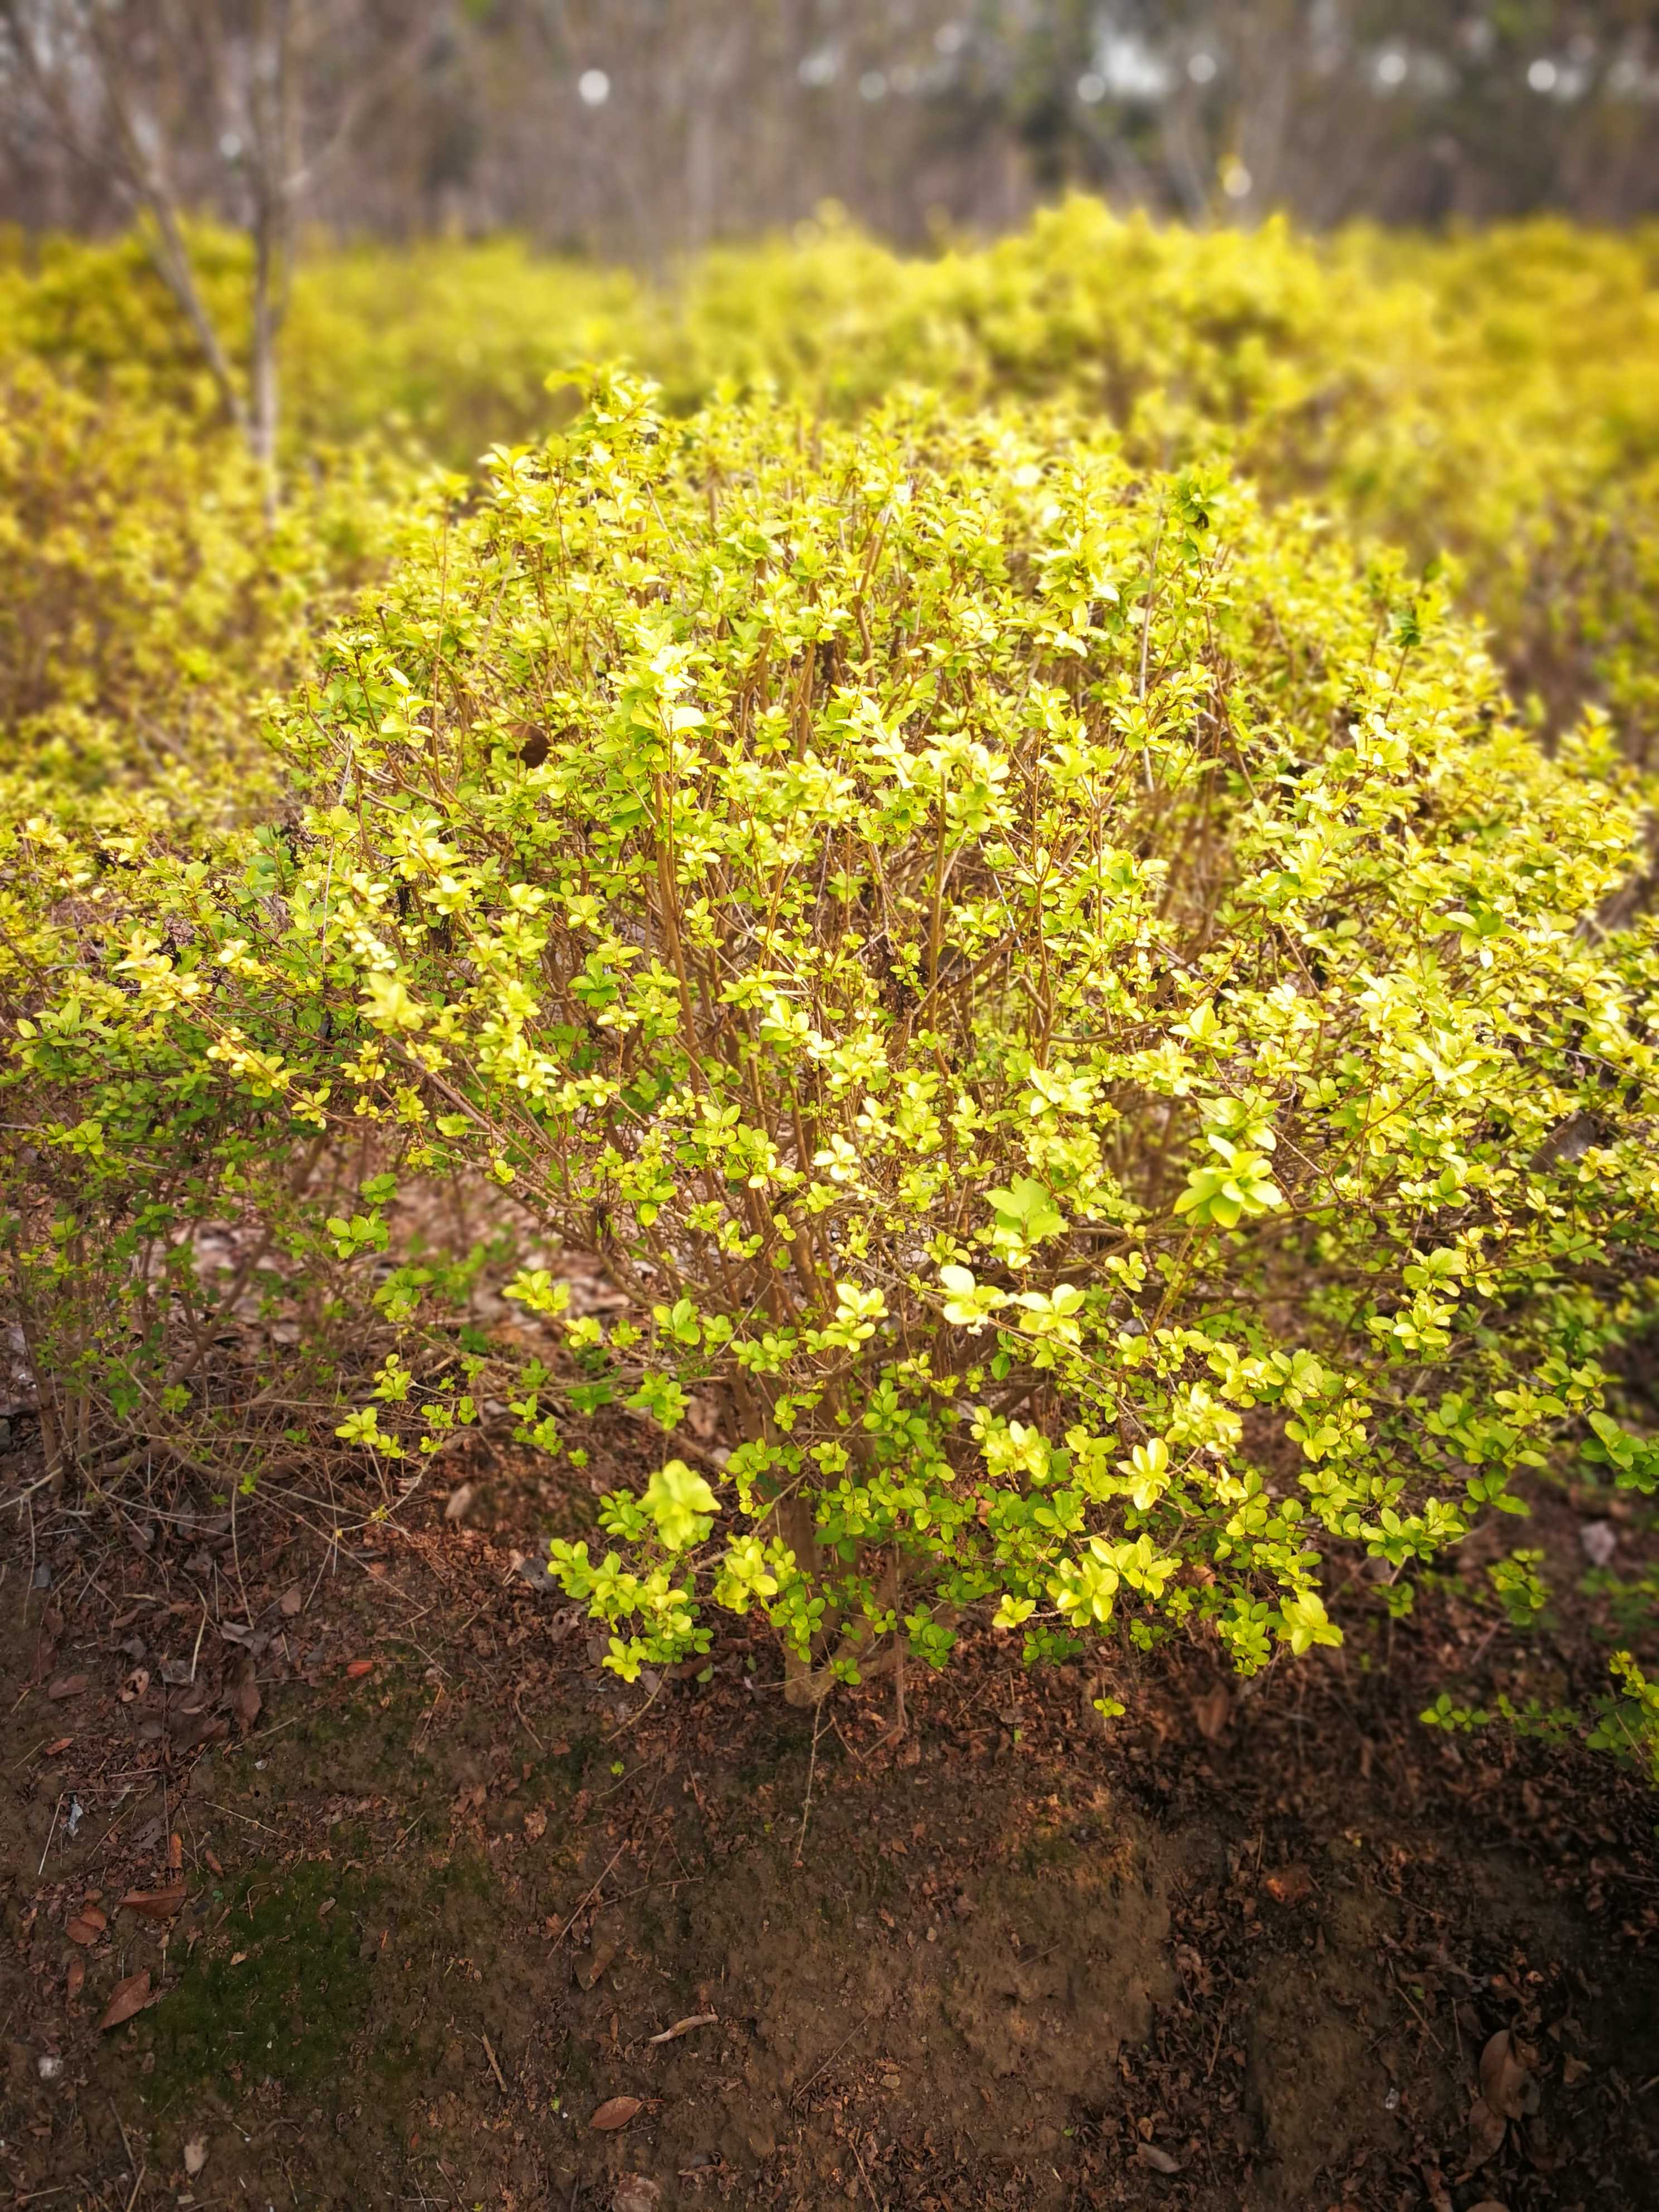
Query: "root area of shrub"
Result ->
[[2, 1461, 1656, 2212]]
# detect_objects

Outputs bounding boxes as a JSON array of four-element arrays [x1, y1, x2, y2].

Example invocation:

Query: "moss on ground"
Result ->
[[142, 1857, 382, 2107]]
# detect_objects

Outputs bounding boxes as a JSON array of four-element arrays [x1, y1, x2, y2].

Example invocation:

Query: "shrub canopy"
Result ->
[[21, 376, 1659, 1701], [9, 208, 1657, 751], [0, 351, 422, 804]]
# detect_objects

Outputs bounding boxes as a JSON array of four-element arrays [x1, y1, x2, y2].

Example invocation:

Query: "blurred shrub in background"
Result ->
[[0, 350, 422, 805], [13, 206, 1652, 753]]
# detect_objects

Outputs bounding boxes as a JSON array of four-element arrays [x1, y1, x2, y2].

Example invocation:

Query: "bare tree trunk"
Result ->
[[2, 0, 252, 439], [92, 8, 261, 437], [1, 0, 314, 502], [246, 0, 300, 513], [1160, 94, 1215, 223]]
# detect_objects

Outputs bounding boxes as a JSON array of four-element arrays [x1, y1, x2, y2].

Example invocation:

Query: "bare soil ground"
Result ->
[[2, 1427, 1657, 2212]]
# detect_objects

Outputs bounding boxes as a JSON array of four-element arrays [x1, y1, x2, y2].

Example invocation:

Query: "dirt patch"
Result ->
[[1, 1462, 1656, 2211]]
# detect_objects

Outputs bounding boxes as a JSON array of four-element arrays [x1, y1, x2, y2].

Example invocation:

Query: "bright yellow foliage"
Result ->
[[0, 203, 1655, 1773]]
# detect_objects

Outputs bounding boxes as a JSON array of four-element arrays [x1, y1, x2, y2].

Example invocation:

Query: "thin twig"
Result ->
[[551, 1840, 629, 1949], [598, 1873, 704, 1908], [109, 2101, 138, 2180], [1, 1470, 60, 1512], [36, 1792, 61, 1878], [794, 1692, 827, 1862], [602, 1673, 664, 1743], [195, 1799, 280, 1836], [512, 1689, 545, 1753], [790, 2007, 875, 2104], [648, 2011, 717, 2045], [850, 2133, 880, 2208]]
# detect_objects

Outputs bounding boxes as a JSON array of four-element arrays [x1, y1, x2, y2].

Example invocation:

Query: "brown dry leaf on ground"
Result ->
[[590, 2095, 642, 2131], [575, 1939, 617, 1990], [1191, 1686, 1230, 1741], [1135, 2141, 1181, 2174], [1479, 2027, 1536, 2119], [1467, 2094, 1508, 2167], [183, 2136, 208, 2176], [229, 1662, 261, 1729], [1263, 1864, 1313, 1903], [684, 1396, 721, 1442], [98, 1970, 151, 2030], [1522, 2115, 1559, 2171], [613, 2179, 661, 2212], [121, 1886, 185, 1920]]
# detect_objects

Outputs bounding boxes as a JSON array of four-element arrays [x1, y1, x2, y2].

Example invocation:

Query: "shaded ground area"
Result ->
[[2, 1448, 1657, 2212]]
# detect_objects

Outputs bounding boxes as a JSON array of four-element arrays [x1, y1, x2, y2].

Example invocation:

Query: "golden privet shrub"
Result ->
[[12, 208, 1656, 759], [666, 204, 1659, 754], [327, 208, 1659, 759], [14, 377, 1659, 1713], [0, 225, 255, 420], [0, 352, 425, 803]]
